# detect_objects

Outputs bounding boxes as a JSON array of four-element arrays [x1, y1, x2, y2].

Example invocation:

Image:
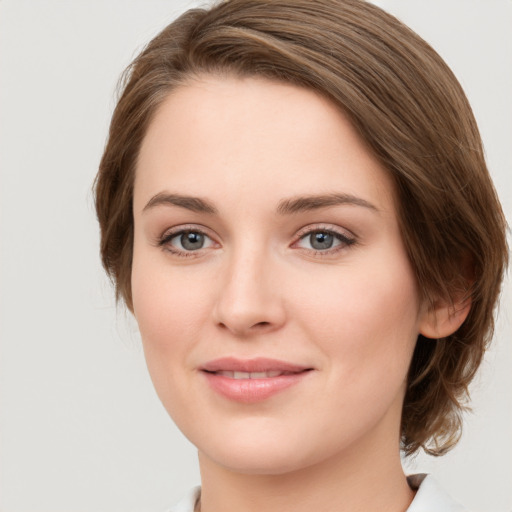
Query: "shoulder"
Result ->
[[407, 474, 467, 512]]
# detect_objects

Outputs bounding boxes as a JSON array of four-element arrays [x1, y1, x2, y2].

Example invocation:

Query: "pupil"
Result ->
[[311, 232, 333, 250], [181, 232, 204, 250]]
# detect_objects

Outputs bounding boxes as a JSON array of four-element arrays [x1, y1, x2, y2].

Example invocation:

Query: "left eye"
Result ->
[[296, 230, 352, 251]]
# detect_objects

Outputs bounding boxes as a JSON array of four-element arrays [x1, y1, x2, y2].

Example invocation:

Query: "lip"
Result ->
[[200, 357, 313, 403]]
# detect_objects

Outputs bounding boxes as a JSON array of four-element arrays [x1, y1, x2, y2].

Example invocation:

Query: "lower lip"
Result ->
[[202, 371, 311, 403]]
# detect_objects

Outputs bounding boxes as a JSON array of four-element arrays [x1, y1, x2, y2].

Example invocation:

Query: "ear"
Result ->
[[418, 294, 471, 340]]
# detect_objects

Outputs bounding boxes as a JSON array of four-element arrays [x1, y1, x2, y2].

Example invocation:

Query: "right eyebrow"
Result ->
[[142, 193, 218, 215]]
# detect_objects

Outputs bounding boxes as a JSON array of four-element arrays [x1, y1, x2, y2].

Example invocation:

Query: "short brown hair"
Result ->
[[95, 0, 508, 456]]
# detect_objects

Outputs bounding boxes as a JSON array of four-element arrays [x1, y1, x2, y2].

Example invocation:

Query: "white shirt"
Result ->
[[167, 474, 466, 511]]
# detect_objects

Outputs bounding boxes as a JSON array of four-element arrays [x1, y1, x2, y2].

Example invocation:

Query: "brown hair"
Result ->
[[95, 0, 508, 456]]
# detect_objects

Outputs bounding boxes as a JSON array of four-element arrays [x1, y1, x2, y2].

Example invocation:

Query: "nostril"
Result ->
[[254, 321, 271, 328]]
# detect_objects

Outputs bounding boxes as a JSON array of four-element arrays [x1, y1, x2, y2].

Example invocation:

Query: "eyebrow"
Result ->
[[143, 193, 218, 214], [276, 193, 379, 215], [142, 192, 379, 215]]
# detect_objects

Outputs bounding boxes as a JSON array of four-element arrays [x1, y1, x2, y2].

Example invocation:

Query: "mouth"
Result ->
[[200, 357, 314, 403], [208, 370, 301, 379]]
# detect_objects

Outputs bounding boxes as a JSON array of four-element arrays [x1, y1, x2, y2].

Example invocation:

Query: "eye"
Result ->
[[305, 232, 337, 250], [159, 228, 216, 256], [295, 228, 355, 254]]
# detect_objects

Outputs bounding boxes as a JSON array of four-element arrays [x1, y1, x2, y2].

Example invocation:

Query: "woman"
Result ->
[[95, 1, 508, 510]]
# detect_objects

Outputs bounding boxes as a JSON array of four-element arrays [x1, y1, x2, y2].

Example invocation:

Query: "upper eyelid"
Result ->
[[160, 224, 215, 239], [159, 223, 353, 237], [294, 223, 355, 240]]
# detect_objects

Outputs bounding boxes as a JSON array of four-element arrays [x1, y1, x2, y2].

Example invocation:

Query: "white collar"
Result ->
[[168, 474, 466, 512], [406, 474, 466, 511]]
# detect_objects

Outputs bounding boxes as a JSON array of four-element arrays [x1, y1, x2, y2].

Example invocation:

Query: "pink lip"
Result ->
[[200, 357, 313, 404]]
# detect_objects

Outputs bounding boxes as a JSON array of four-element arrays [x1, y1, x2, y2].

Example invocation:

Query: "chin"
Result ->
[[195, 427, 333, 476], [207, 447, 313, 475]]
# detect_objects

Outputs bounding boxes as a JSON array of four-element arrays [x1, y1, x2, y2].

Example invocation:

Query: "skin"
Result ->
[[131, 76, 466, 512]]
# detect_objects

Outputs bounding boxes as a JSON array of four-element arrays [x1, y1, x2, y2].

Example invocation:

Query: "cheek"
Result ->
[[130, 247, 212, 392], [132, 238, 210, 332], [131, 263, 215, 438], [293, 249, 421, 381]]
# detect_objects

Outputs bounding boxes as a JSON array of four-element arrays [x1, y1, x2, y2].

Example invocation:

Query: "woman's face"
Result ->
[[132, 76, 430, 474]]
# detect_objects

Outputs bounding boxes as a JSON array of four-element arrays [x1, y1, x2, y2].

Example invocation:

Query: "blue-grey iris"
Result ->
[[311, 232, 334, 250], [181, 232, 204, 250]]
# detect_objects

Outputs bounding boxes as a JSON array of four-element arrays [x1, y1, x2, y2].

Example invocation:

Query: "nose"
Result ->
[[212, 245, 286, 338]]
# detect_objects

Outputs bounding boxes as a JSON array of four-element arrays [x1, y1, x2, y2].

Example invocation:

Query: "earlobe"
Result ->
[[418, 296, 471, 340]]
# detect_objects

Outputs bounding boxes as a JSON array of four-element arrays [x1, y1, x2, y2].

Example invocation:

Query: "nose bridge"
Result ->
[[213, 236, 284, 336]]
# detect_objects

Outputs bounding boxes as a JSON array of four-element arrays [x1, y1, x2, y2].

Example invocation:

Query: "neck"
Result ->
[[197, 437, 414, 512]]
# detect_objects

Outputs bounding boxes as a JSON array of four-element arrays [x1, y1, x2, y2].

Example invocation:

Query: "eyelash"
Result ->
[[294, 225, 356, 256], [157, 224, 356, 258], [157, 224, 215, 259]]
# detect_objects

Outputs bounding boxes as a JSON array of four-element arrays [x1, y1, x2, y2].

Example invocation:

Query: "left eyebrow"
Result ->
[[276, 193, 379, 215]]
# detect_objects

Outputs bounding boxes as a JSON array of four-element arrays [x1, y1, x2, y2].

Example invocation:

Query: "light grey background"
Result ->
[[0, 1, 510, 511]]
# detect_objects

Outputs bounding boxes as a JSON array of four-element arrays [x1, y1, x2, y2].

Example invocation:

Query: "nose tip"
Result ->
[[212, 259, 286, 338]]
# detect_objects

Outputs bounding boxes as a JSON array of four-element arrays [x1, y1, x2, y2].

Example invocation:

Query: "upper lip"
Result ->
[[201, 357, 312, 373]]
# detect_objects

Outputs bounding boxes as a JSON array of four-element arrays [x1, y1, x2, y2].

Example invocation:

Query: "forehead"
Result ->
[[134, 75, 396, 216]]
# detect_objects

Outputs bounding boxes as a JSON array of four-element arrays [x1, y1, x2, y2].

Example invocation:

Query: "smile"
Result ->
[[200, 358, 313, 403], [212, 370, 296, 379]]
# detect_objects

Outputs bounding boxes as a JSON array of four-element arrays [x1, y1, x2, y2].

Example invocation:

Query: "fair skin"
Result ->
[[131, 75, 467, 512]]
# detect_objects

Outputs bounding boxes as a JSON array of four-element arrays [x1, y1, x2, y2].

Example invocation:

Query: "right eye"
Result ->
[[159, 228, 216, 257]]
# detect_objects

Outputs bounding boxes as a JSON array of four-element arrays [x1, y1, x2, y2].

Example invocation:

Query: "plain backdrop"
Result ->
[[0, 1, 511, 511]]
